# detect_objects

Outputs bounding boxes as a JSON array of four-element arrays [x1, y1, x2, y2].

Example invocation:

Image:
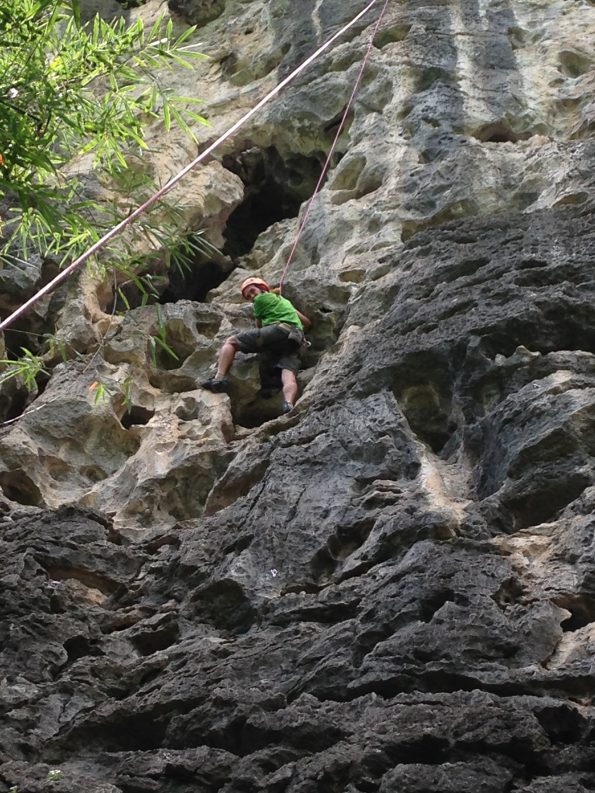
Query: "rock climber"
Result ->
[[202, 276, 311, 413]]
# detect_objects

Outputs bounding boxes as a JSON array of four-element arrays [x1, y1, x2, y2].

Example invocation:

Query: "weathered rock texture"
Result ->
[[1, 0, 595, 791]]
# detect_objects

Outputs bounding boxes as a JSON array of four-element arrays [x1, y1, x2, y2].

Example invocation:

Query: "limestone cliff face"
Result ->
[[1, 1, 594, 791]]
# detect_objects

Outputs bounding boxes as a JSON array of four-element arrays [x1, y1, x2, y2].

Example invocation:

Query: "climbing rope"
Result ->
[[279, 0, 390, 293], [0, 0, 384, 334]]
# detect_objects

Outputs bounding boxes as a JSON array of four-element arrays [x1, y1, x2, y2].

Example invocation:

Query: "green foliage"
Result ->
[[120, 374, 133, 412], [0, 347, 47, 388], [0, 0, 212, 393], [0, 0, 208, 266], [149, 304, 179, 367], [89, 379, 111, 403], [47, 769, 63, 783], [88, 375, 134, 412]]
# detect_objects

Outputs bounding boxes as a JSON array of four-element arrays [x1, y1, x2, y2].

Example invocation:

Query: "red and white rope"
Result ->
[[279, 0, 390, 292]]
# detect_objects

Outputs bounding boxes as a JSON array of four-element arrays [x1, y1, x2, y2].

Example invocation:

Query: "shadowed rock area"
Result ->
[[1, 0, 595, 790]]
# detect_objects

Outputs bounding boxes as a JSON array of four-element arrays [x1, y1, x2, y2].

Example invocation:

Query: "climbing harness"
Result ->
[[0, 0, 387, 333], [279, 0, 390, 293]]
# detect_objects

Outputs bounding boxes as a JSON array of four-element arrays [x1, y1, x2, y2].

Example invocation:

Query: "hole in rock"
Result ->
[[131, 621, 180, 655], [554, 191, 589, 207], [492, 577, 524, 610], [193, 579, 255, 634], [516, 258, 548, 270], [400, 200, 477, 242], [375, 23, 411, 49], [63, 635, 92, 662], [150, 321, 196, 370], [120, 405, 155, 429], [167, 0, 224, 24], [174, 399, 199, 421], [442, 257, 490, 283], [113, 239, 230, 311], [397, 382, 455, 453], [0, 334, 51, 421], [558, 50, 592, 78], [419, 589, 455, 622], [535, 705, 586, 743], [477, 309, 595, 358], [81, 465, 108, 483], [148, 371, 198, 393], [233, 399, 286, 429], [121, 0, 147, 7], [0, 383, 29, 424], [222, 146, 324, 257], [45, 565, 119, 595], [327, 519, 376, 560], [310, 546, 338, 581], [158, 246, 230, 304], [3, 325, 44, 360], [472, 121, 520, 143], [556, 595, 595, 632], [74, 712, 168, 753], [0, 470, 44, 506], [414, 66, 451, 93], [230, 355, 310, 430], [507, 25, 526, 50], [508, 474, 590, 530]]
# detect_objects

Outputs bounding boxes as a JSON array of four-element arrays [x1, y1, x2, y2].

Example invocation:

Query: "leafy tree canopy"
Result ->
[[0, 0, 211, 393], [0, 0, 207, 267]]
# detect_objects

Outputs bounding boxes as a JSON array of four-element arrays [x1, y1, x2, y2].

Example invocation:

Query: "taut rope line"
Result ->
[[279, 0, 390, 292], [0, 0, 382, 333]]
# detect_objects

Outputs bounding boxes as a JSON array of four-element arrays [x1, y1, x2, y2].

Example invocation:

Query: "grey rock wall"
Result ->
[[1, 0, 594, 790]]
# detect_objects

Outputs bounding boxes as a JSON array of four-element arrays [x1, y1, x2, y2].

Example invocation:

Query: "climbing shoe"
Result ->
[[202, 377, 230, 393], [282, 401, 294, 414]]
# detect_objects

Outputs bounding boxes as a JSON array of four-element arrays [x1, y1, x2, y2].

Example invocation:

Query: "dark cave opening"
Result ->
[[0, 383, 29, 424], [0, 323, 54, 424], [158, 252, 230, 305], [556, 595, 595, 633], [115, 243, 232, 311], [472, 121, 524, 144], [63, 635, 92, 663], [221, 146, 324, 258], [0, 469, 44, 506], [120, 405, 155, 429]]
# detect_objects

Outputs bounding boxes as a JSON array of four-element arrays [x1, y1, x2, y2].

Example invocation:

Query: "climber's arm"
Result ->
[[296, 309, 311, 330]]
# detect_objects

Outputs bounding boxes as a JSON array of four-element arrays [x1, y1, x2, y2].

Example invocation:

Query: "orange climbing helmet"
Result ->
[[240, 276, 270, 298]]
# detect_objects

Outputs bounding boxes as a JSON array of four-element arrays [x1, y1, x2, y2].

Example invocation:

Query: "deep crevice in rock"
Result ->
[[472, 121, 522, 144], [113, 240, 231, 311], [419, 589, 456, 622], [327, 519, 376, 561], [375, 23, 411, 49], [63, 635, 94, 663], [43, 565, 121, 594], [158, 250, 231, 304], [221, 146, 324, 257], [556, 596, 595, 633], [232, 394, 287, 429], [534, 705, 588, 745], [396, 381, 456, 454], [0, 469, 44, 506], [0, 381, 30, 424], [120, 405, 155, 429], [189, 579, 256, 634], [507, 474, 590, 530]]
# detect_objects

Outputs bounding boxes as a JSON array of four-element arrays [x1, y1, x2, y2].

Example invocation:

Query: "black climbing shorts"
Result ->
[[235, 324, 304, 374]]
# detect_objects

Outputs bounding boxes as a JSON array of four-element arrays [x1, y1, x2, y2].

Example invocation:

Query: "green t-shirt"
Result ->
[[252, 292, 303, 329]]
